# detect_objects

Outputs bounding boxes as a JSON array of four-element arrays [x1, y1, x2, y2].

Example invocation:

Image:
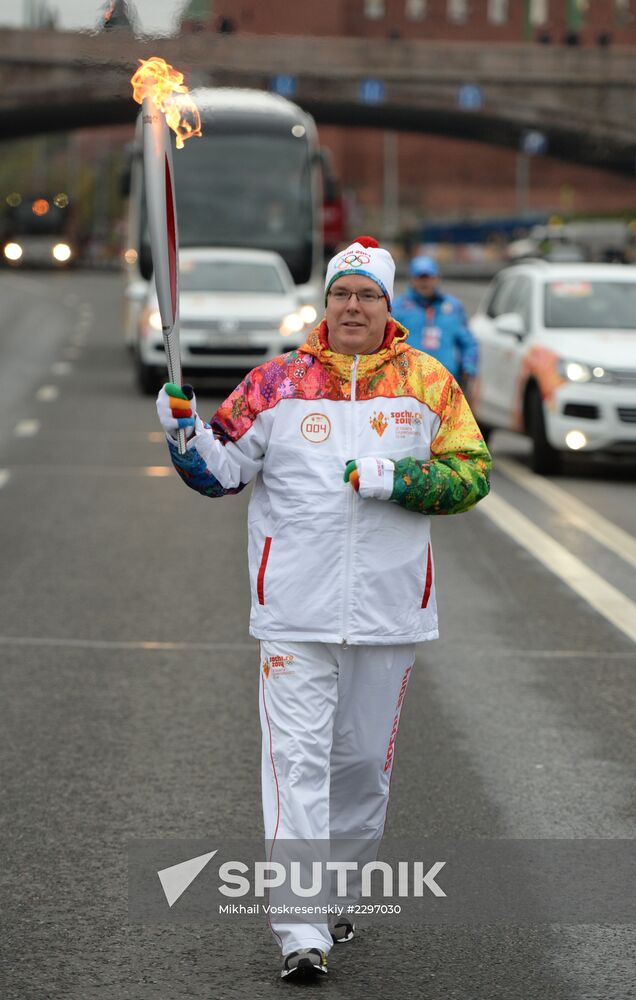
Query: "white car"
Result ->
[[470, 261, 636, 473], [134, 248, 318, 393]]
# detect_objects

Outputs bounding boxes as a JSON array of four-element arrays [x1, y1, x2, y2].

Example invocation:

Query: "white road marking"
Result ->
[[50, 361, 73, 376], [481, 492, 636, 644], [497, 457, 636, 571], [7, 464, 173, 477], [71, 332, 87, 346], [35, 385, 59, 401], [14, 419, 40, 437], [0, 632, 629, 658], [0, 470, 9, 489], [0, 635, 256, 652]]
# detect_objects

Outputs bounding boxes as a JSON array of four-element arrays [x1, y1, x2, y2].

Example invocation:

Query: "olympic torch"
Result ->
[[130, 57, 202, 454]]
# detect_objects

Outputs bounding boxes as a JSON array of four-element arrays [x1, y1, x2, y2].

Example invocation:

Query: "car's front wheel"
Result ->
[[526, 385, 562, 475]]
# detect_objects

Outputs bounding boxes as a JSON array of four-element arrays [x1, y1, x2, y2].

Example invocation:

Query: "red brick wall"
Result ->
[[205, 1, 636, 44]]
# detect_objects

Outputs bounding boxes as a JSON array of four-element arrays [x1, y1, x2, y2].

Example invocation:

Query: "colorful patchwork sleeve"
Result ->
[[167, 373, 267, 499], [390, 376, 491, 515]]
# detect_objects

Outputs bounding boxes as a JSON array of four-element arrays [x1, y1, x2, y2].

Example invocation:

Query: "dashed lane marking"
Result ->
[[481, 492, 636, 645], [35, 385, 59, 402], [497, 457, 636, 571], [14, 420, 40, 438], [0, 470, 9, 489]]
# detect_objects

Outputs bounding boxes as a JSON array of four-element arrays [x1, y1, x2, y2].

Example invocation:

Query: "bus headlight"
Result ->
[[4, 242, 22, 261], [299, 305, 317, 325], [280, 312, 304, 337], [52, 243, 72, 263]]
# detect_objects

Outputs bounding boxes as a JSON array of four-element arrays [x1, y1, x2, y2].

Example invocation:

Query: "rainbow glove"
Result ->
[[156, 382, 197, 439], [344, 457, 395, 500]]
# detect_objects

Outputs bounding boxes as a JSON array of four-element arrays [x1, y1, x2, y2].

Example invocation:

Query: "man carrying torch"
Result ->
[[155, 233, 491, 980]]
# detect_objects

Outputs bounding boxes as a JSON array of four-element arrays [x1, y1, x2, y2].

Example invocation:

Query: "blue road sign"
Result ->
[[521, 129, 548, 155], [458, 84, 483, 110], [359, 79, 386, 105], [270, 74, 297, 98]]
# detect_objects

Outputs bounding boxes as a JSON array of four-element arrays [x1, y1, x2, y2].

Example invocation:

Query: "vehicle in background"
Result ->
[[134, 247, 317, 394], [319, 148, 347, 256], [122, 88, 323, 350], [1, 193, 76, 268], [470, 261, 636, 474], [509, 220, 634, 264]]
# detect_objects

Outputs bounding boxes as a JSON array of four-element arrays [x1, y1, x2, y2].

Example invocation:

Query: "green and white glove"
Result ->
[[344, 457, 395, 500], [156, 382, 197, 438]]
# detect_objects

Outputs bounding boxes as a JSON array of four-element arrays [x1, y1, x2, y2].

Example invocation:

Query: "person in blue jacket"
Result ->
[[392, 255, 478, 393]]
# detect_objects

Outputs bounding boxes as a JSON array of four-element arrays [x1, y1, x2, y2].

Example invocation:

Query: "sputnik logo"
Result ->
[[157, 849, 217, 907]]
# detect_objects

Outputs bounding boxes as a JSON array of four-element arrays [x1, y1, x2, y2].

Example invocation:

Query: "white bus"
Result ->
[[122, 87, 324, 355]]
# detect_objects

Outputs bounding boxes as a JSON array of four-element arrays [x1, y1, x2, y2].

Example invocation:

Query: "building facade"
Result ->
[[181, 1, 636, 237]]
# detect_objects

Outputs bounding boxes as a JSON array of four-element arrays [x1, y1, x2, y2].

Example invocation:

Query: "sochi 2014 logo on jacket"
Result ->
[[370, 408, 422, 439], [391, 408, 423, 439], [301, 413, 331, 443]]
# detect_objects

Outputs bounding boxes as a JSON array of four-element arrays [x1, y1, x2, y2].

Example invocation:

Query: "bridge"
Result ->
[[1, 27, 636, 174]]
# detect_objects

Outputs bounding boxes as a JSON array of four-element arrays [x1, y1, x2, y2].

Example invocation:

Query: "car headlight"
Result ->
[[557, 360, 614, 384], [52, 243, 72, 262], [299, 305, 317, 325], [148, 309, 163, 332], [4, 242, 22, 261], [279, 312, 305, 337]]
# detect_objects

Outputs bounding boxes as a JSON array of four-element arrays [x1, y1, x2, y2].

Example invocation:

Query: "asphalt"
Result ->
[[0, 270, 634, 1000]]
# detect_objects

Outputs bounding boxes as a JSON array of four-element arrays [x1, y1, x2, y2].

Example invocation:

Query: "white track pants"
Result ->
[[258, 640, 415, 956]]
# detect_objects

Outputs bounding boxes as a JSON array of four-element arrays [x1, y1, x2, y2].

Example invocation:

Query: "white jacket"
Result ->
[[166, 321, 491, 645]]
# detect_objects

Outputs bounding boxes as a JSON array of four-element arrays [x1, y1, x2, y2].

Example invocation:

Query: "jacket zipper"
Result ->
[[342, 354, 359, 647]]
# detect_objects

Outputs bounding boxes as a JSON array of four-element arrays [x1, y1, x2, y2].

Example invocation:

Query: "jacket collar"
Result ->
[[300, 318, 410, 380]]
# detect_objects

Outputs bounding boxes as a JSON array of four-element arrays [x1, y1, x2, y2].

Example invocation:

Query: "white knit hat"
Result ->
[[325, 236, 395, 309]]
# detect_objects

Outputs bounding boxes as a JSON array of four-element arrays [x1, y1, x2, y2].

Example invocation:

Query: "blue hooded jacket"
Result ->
[[392, 286, 478, 379]]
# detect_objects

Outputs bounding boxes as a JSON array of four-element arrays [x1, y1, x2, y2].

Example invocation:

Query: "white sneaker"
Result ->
[[281, 948, 328, 980], [330, 920, 355, 944]]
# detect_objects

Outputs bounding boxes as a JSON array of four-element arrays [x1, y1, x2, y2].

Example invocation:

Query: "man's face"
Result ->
[[412, 273, 439, 297], [325, 275, 389, 355]]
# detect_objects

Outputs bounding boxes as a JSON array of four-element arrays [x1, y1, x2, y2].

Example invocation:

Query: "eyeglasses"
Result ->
[[328, 289, 385, 304]]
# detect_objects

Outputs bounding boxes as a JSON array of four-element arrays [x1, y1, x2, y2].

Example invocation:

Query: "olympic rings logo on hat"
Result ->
[[335, 251, 371, 270]]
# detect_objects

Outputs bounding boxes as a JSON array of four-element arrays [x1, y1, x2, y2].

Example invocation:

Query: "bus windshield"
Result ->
[[142, 130, 314, 284], [6, 199, 68, 237]]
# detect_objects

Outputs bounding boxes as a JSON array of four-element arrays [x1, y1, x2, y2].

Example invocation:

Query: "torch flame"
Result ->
[[131, 56, 202, 149]]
